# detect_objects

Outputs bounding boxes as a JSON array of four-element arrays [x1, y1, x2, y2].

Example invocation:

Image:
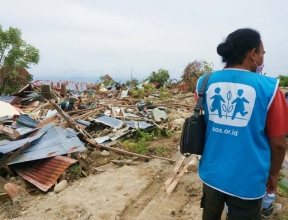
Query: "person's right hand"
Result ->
[[266, 174, 278, 194]]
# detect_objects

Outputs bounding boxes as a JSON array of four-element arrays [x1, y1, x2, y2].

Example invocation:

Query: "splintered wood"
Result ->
[[164, 155, 198, 195]]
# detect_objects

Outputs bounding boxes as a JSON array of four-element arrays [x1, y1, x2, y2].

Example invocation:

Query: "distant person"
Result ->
[[59, 101, 74, 111], [196, 28, 288, 220]]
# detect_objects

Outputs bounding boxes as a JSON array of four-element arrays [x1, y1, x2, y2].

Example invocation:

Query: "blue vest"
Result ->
[[197, 69, 278, 199]]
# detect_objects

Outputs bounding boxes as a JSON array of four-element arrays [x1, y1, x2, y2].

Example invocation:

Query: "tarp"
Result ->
[[0, 101, 20, 117]]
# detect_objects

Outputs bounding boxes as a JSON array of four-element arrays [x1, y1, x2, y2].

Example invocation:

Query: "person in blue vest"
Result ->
[[196, 28, 288, 220]]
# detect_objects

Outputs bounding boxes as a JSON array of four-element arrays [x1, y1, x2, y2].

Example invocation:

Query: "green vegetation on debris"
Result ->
[[69, 164, 82, 178], [278, 181, 288, 196], [123, 129, 172, 155]]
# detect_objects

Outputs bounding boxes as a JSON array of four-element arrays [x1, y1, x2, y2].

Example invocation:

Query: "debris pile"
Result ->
[[0, 79, 197, 205]]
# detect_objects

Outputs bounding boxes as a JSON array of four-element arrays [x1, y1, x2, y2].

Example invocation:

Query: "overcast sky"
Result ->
[[1, 0, 287, 82]]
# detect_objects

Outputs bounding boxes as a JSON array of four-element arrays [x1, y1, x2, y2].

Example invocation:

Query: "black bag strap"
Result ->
[[194, 72, 213, 116]]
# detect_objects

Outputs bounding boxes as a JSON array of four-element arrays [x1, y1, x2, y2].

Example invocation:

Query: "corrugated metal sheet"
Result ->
[[0, 132, 45, 154], [95, 115, 123, 129], [124, 120, 153, 129], [11, 156, 77, 191], [94, 136, 110, 144], [0, 123, 72, 157], [16, 114, 40, 128], [139, 121, 153, 129], [33, 80, 92, 92], [8, 124, 86, 165], [75, 119, 91, 127]]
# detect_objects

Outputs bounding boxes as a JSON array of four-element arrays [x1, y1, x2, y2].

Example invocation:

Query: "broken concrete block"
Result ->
[[4, 182, 29, 199], [274, 203, 282, 215], [171, 118, 185, 126], [54, 180, 68, 193], [100, 150, 110, 157]]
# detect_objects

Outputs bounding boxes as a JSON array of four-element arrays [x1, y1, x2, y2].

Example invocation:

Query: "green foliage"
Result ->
[[159, 87, 172, 99], [125, 78, 139, 87], [123, 129, 172, 155], [181, 60, 214, 91], [148, 68, 170, 85], [69, 164, 81, 177], [155, 146, 168, 155], [0, 25, 40, 94], [100, 74, 114, 86], [164, 129, 173, 137], [278, 75, 288, 87], [278, 182, 288, 197], [129, 88, 144, 98], [203, 60, 214, 73]]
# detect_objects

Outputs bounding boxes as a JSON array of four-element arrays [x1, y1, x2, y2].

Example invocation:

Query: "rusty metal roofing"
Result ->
[[11, 156, 77, 191], [8, 123, 86, 165]]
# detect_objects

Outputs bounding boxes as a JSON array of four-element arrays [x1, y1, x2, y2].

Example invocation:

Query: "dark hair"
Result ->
[[217, 28, 261, 65]]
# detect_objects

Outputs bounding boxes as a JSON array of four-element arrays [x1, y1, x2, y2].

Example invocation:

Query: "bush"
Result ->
[[148, 69, 170, 86]]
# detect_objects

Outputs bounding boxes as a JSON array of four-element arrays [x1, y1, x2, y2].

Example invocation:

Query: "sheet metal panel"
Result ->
[[0, 132, 45, 154], [95, 115, 123, 129], [12, 156, 77, 191], [124, 120, 153, 129], [8, 124, 85, 165]]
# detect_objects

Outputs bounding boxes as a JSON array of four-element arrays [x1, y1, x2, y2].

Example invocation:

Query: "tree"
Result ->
[[0, 25, 40, 94], [278, 75, 288, 87], [181, 60, 214, 91], [99, 74, 114, 86], [148, 68, 170, 86]]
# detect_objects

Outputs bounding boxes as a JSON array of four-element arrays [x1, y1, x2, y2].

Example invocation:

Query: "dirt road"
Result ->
[[2, 157, 203, 220]]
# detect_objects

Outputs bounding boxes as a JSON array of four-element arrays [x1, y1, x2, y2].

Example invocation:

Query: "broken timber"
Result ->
[[49, 101, 151, 161], [0, 142, 31, 176]]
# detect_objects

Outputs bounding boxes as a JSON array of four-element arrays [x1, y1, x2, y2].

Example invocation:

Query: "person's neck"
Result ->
[[227, 63, 252, 72]]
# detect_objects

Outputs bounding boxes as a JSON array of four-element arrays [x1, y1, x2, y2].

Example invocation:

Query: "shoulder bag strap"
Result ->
[[194, 72, 213, 116]]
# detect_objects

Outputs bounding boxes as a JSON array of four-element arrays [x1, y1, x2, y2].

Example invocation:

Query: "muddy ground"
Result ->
[[0, 132, 288, 220]]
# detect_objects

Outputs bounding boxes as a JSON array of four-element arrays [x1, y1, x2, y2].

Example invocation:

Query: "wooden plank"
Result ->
[[173, 156, 186, 174], [166, 157, 197, 195], [150, 155, 175, 163], [85, 137, 151, 161], [166, 164, 187, 195], [92, 167, 105, 172], [111, 160, 140, 165], [36, 115, 58, 128], [0, 142, 31, 169], [3, 166, 14, 176], [164, 156, 186, 189]]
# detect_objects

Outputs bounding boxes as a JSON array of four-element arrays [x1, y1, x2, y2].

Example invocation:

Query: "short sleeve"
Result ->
[[266, 88, 288, 137]]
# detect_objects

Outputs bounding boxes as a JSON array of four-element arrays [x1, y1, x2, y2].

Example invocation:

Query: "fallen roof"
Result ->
[[11, 156, 77, 191], [8, 123, 86, 165], [0, 132, 45, 154]]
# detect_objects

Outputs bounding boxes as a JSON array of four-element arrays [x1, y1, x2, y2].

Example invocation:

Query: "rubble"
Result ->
[[0, 78, 200, 204]]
